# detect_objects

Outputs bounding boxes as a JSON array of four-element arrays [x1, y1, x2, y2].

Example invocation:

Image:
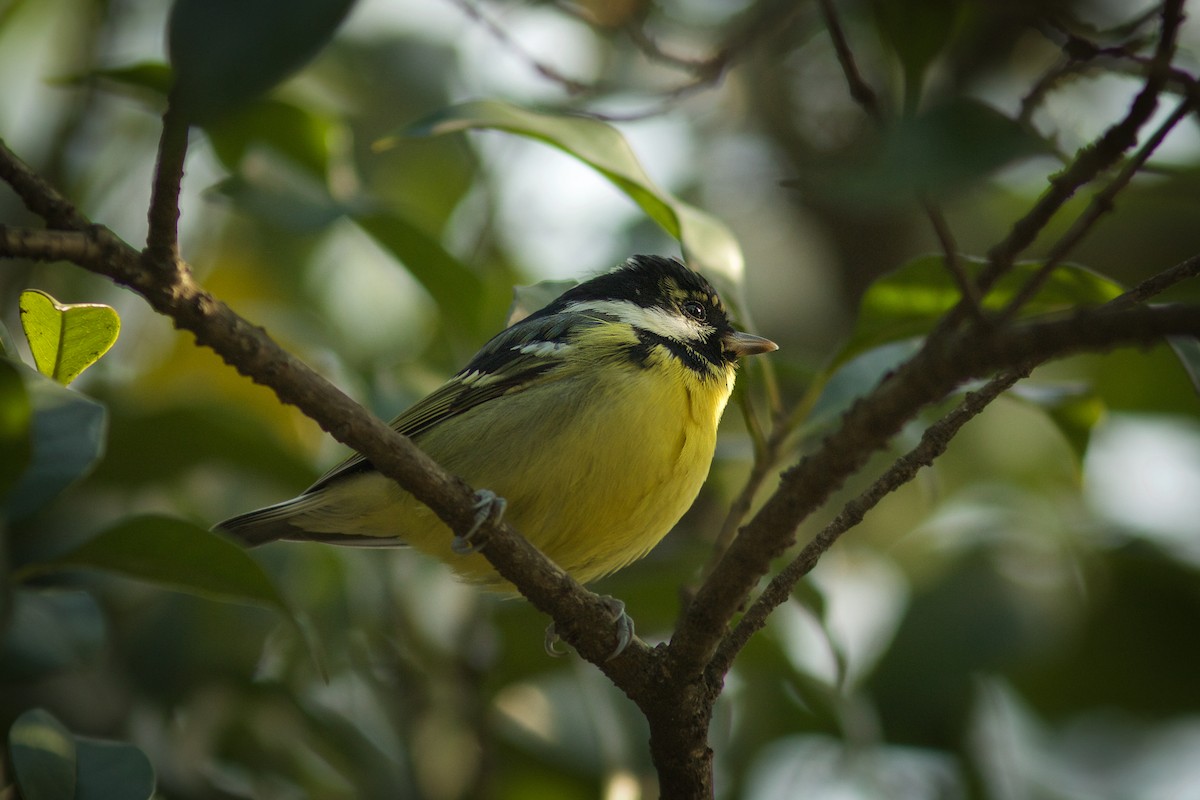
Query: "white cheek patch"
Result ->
[[565, 300, 712, 343]]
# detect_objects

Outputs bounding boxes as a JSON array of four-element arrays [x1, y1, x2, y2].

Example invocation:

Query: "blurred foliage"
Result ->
[[1, 0, 1199, 798]]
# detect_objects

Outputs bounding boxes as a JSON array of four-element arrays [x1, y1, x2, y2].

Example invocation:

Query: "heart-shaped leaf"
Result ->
[[19, 290, 120, 385]]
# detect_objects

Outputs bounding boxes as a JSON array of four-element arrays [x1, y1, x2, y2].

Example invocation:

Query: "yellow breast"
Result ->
[[425, 355, 733, 586], [300, 343, 738, 589]]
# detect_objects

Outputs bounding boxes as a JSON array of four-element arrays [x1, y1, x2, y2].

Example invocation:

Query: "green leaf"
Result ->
[[204, 98, 336, 178], [0, 314, 17, 355], [790, 99, 1050, 206], [7, 710, 156, 800], [835, 255, 1124, 368], [19, 289, 120, 385], [168, 0, 357, 123], [22, 516, 294, 615], [18, 515, 326, 677], [0, 358, 32, 498], [2, 362, 106, 521], [1167, 335, 1200, 397], [401, 100, 746, 294], [9, 709, 76, 800], [872, 0, 964, 110], [210, 159, 351, 232], [354, 211, 487, 333], [1009, 383, 1106, 465], [506, 279, 578, 326], [0, 589, 106, 680], [56, 61, 173, 106], [75, 738, 155, 800]]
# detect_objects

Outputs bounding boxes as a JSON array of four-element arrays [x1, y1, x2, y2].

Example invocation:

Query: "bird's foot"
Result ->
[[451, 489, 507, 555], [543, 595, 636, 661]]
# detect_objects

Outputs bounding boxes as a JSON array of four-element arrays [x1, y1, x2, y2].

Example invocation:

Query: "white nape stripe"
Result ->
[[564, 299, 711, 343]]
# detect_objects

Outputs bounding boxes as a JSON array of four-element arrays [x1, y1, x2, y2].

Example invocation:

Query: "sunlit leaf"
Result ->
[[9, 709, 76, 800], [400, 100, 746, 293], [19, 289, 120, 385], [835, 256, 1123, 368], [168, 0, 357, 123], [0, 590, 106, 680], [3, 362, 106, 521]]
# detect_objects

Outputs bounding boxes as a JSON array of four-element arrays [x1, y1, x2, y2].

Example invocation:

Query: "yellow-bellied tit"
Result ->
[[216, 255, 776, 649]]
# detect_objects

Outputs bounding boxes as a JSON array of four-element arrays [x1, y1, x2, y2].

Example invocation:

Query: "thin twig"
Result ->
[[669, 300, 1200, 680], [972, 0, 1185, 305], [1000, 96, 1195, 320], [1109, 252, 1200, 309], [448, 0, 592, 95], [817, 0, 882, 123], [698, 420, 789, 586], [0, 139, 90, 230], [923, 197, 983, 319], [819, 0, 981, 316]]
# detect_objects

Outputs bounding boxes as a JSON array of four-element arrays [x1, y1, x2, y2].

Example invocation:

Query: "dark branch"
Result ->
[[709, 367, 1026, 677], [976, 0, 1185, 300], [1001, 96, 1196, 319], [144, 100, 190, 271], [0, 135, 655, 690], [671, 301, 1200, 679]]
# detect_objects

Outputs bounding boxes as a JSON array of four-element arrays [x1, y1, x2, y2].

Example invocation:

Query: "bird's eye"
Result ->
[[682, 300, 707, 321]]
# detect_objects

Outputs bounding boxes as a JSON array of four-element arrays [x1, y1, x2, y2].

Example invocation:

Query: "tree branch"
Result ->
[[0, 135, 655, 691], [670, 301, 1200, 680], [1000, 95, 1196, 319], [708, 367, 1026, 677], [974, 0, 1185, 302], [144, 100, 190, 271]]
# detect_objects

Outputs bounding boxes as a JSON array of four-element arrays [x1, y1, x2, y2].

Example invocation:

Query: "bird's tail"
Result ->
[[212, 496, 317, 547], [214, 492, 407, 549]]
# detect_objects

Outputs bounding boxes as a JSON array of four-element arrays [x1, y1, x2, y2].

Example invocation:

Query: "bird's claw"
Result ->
[[452, 489, 506, 555], [542, 595, 636, 661]]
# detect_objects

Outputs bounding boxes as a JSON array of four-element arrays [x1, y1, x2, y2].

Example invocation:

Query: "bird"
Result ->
[[215, 255, 777, 598]]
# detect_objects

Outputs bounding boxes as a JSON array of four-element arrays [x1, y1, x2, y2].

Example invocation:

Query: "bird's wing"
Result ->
[[306, 310, 606, 492]]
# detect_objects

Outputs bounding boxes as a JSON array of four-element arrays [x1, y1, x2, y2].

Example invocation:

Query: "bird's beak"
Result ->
[[724, 330, 778, 358]]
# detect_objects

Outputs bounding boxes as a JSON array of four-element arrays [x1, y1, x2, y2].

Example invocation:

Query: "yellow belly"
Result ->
[[309, 362, 733, 588]]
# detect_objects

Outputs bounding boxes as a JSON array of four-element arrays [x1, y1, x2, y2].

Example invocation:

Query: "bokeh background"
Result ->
[[2, 0, 1200, 797]]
